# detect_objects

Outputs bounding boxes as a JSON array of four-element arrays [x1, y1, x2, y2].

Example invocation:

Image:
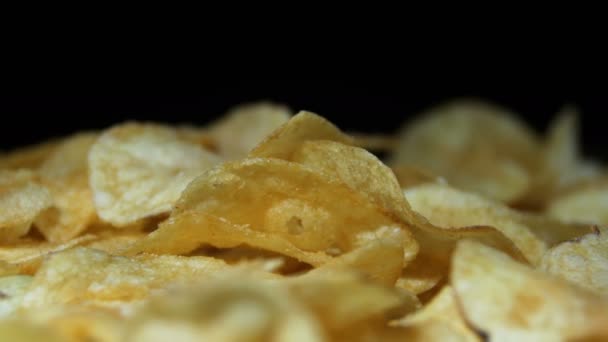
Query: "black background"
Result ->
[[0, 81, 606, 161]]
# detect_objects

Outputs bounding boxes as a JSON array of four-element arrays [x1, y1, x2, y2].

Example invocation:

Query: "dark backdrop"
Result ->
[[1, 81, 606, 161]]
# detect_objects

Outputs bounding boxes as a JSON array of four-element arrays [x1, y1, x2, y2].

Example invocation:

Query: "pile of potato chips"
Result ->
[[1, 100, 607, 341]]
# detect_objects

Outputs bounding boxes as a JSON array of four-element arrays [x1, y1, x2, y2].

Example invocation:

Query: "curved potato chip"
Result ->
[[89, 122, 221, 227], [209, 102, 292, 159], [405, 183, 546, 264], [547, 183, 608, 226], [0, 275, 32, 318], [391, 99, 540, 202], [540, 226, 608, 295], [21, 247, 270, 313], [126, 276, 325, 342], [249, 111, 354, 159], [128, 158, 416, 267], [391, 286, 481, 342], [34, 133, 99, 242], [308, 226, 407, 286], [1, 169, 52, 242], [0, 235, 98, 276], [452, 240, 608, 341]]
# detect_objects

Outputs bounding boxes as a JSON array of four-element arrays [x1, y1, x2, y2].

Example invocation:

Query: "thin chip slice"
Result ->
[[0, 235, 98, 276], [391, 99, 541, 202], [0, 275, 33, 318], [405, 183, 548, 265], [209, 102, 292, 159], [249, 111, 354, 160], [0, 169, 52, 242], [88, 122, 221, 227], [35, 133, 98, 242], [391, 286, 481, 342], [308, 226, 407, 286], [547, 183, 608, 226], [21, 247, 273, 314], [129, 158, 416, 266], [452, 240, 608, 341], [540, 226, 608, 295], [126, 276, 325, 342]]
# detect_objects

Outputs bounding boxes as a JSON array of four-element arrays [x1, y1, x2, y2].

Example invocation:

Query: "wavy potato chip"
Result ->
[[20, 247, 272, 315], [209, 102, 292, 159], [0, 235, 97, 276], [391, 286, 481, 342], [391, 100, 541, 202], [547, 182, 608, 225], [249, 111, 354, 159], [129, 158, 414, 265], [405, 183, 546, 264], [540, 226, 608, 295], [35, 133, 98, 242], [126, 276, 325, 342], [89, 122, 221, 227], [0, 275, 32, 318], [452, 240, 608, 341], [0, 169, 52, 242]]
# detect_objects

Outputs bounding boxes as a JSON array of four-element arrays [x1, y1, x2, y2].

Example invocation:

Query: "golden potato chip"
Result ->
[[452, 240, 608, 340], [126, 276, 325, 342], [249, 111, 354, 159], [209, 102, 292, 159], [21, 247, 272, 314], [540, 226, 608, 295], [547, 182, 608, 226], [0, 235, 99, 276], [287, 271, 419, 332], [391, 99, 540, 202], [33, 133, 98, 242], [129, 158, 414, 265], [309, 226, 407, 286], [88, 122, 221, 227], [405, 183, 546, 264], [0, 139, 59, 170], [0, 169, 52, 242], [0, 275, 32, 318], [391, 286, 481, 342]]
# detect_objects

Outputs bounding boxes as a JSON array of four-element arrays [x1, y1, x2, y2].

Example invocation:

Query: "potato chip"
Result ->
[[0, 169, 52, 242], [0, 275, 32, 318], [308, 226, 407, 286], [452, 240, 608, 341], [249, 111, 354, 159], [405, 183, 547, 264], [129, 158, 414, 265], [540, 226, 608, 295], [126, 276, 325, 342], [391, 99, 541, 202], [33, 133, 99, 242], [209, 102, 292, 159], [547, 182, 608, 226], [21, 247, 273, 315], [88, 122, 221, 227], [0, 235, 97, 276], [391, 286, 481, 341]]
